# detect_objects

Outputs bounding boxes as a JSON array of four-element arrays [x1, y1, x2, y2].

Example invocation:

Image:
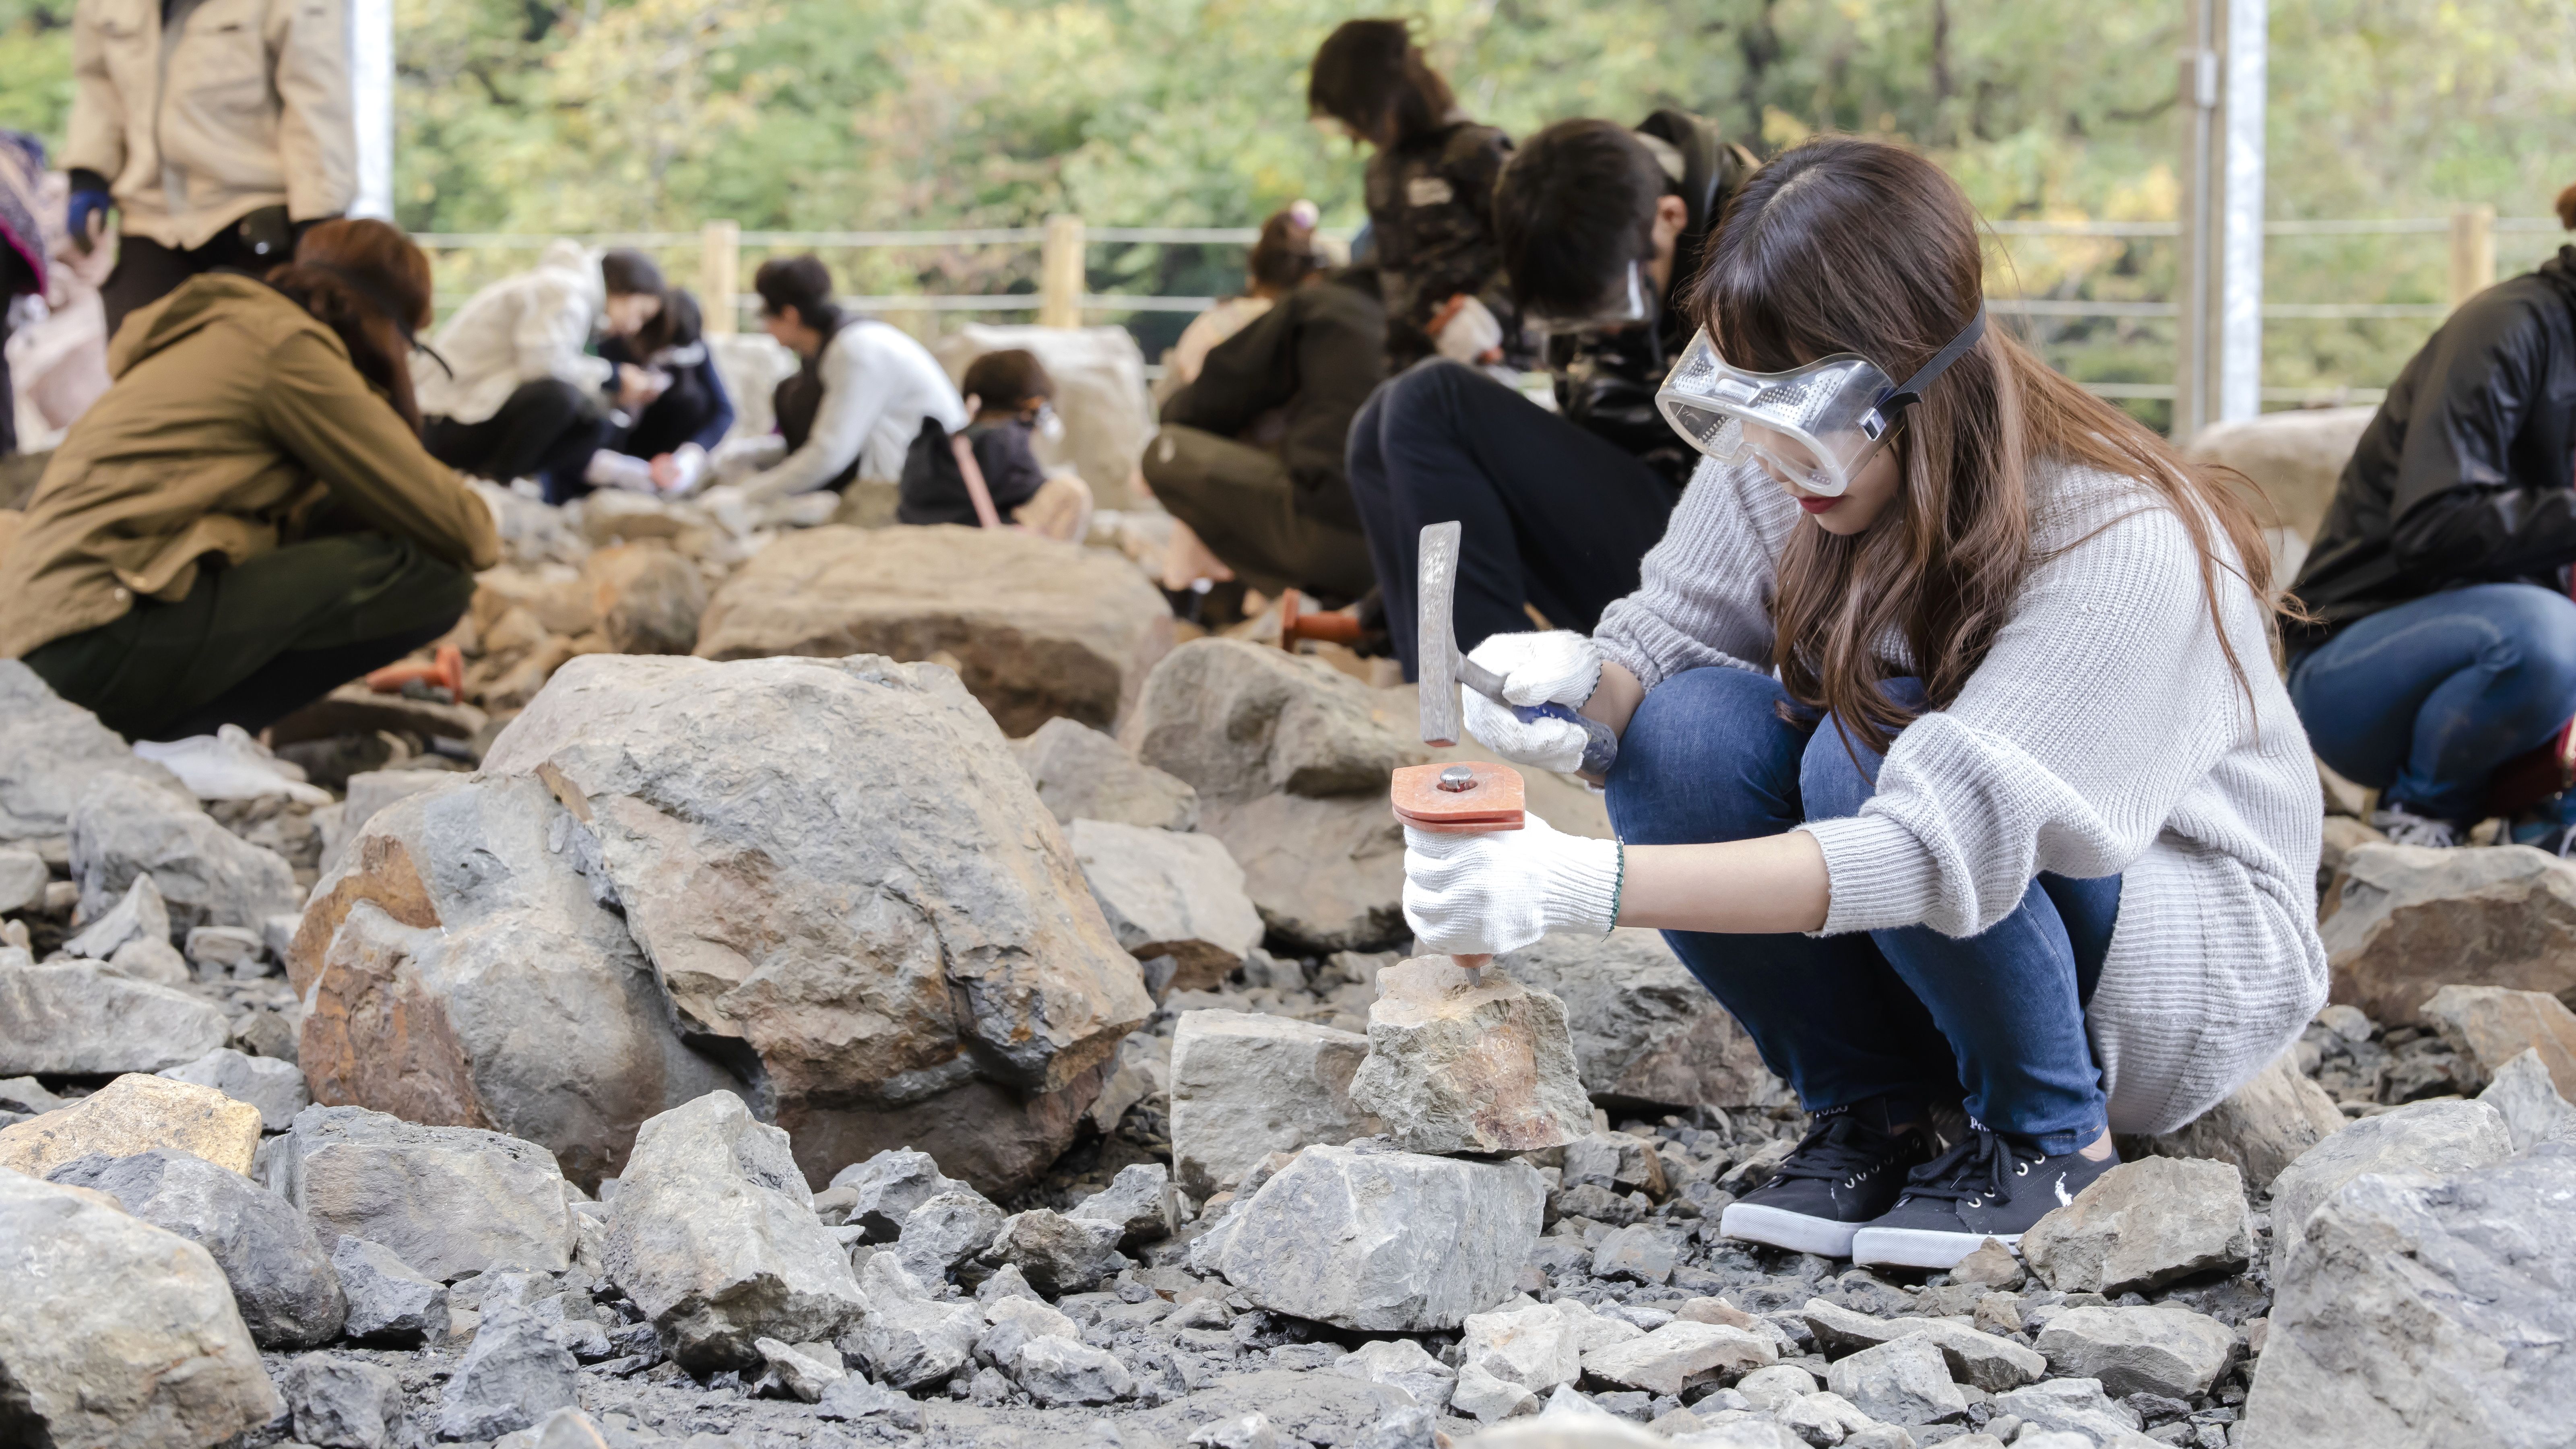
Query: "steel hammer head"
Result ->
[[1416, 521, 1464, 747]]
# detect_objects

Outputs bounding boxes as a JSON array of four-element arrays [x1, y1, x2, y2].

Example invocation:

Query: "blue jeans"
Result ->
[[2287, 582, 2576, 825], [1603, 666, 2120, 1154]]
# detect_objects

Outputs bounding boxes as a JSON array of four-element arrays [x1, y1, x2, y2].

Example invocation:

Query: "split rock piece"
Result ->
[[844, 1253, 979, 1390], [830, 1147, 966, 1241], [2021, 1156, 2255, 1294], [283, 1355, 407, 1449], [2264, 1096, 2511, 1280], [0, 1071, 262, 1177], [1066, 1160, 1179, 1249], [1334, 1337, 1458, 1412], [1170, 1008, 1380, 1196], [333, 1236, 450, 1343], [1348, 958, 1592, 1156], [71, 772, 299, 932], [895, 1189, 1007, 1284], [50, 1146, 346, 1349], [2420, 983, 2576, 1096], [2321, 842, 2576, 1025], [1580, 1320, 1776, 1397], [438, 1305, 580, 1441], [2479, 1048, 2576, 1150], [1013, 1333, 1135, 1406], [1799, 1297, 2046, 1392], [603, 1090, 869, 1372], [0, 1170, 281, 1449], [1211, 1143, 1543, 1332], [1013, 715, 1199, 832], [1824, 1335, 1968, 1427], [266, 1103, 580, 1280], [985, 1207, 1126, 1296], [60, 871, 171, 960], [2034, 1304, 2236, 1399], [2138, 1048, 2347, 1191]]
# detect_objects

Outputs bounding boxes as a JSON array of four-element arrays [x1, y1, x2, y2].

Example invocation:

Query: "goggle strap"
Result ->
[[1865, 303, 1988, 434]]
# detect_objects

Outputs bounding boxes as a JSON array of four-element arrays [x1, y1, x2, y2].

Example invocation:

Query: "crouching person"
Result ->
[[898, 349, 1092, 541], [0, 219, 499, 742], [1400, 138, 2327, 1269]]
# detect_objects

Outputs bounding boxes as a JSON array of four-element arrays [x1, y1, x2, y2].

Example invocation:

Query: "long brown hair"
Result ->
[[264, 218, 435, 430], [1307, 19, 1458, 150], [1687, 135, 2273, 753]]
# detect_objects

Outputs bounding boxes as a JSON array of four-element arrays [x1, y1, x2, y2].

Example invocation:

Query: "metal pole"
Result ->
[[2174, 0, 2219, 439], [348, 0, 394, 220], [2217, 0, 2265, 423], [2449, 205, 2497, 309]]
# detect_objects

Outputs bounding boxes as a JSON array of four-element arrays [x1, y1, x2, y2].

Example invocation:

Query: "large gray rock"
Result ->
[[70, 773, 299, 932], [1348, 958, 1592, 1156], [61, 871, 171, 960], [290, 773, 744, 1189], [2034, 1304, 2235, 1399], [1011, 1334, 1136, 1405], [438, 1305, 581, 1441], [603, 1090, 869, 1372], [332, 1236, 450, 1343], [2022, 1157, 2255, 1294], [2140, 1048, 2348, 1190], [1825, 1336, 1967, 1427], [2321, 843, 2576, 1025], [49, 1147, 347, 1348], [983, 1208, 1126, 1296], [1069, 817, 1262, 992], [2242, 1142, 2576, 1449], [2264, 1097, 2511, 1280], [1013, 716, 1199, 831], [1209, 1143, 1543, 1332], [265, 1104, 580, 1281], [158, 1046, 310, 1131], [0, 658, 189, 845], [0, 960, 228, 1073], [0, 844, 47, 912], [1496, 929, 1790, 1110], [1169, 1009, 1381, 1195], [829, 1147, 966, 1241], [476, 653, 1154, 1192], [283, 1355, 408, 1449], [2479, 1048, 2576, 1151], [1128, 639, 1424, 952], [693, 523, 1175, 733], [0, 1170, 281, 1448], [895, 1189, 1007, 1285]]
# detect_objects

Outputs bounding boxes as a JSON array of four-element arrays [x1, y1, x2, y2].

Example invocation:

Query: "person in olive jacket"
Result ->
[[0, 218, 499, 742], [1308, 19, 1515, 372], [2285, 185, 2576, 852]]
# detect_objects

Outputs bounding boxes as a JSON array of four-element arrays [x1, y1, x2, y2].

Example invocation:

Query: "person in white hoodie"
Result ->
[[705, 254, 966, 515], [65, 0, 356, 339], [414, 242, 666, 498]]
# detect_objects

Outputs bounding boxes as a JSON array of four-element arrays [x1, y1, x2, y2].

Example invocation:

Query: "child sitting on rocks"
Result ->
[[898, 348, 1091, 541]]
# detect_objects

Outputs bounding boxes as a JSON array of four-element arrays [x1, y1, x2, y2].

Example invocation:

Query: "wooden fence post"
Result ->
[[1039, 214, 1086, 328], [2449, 205, 2496, 311], [700, 220, 741, 335]]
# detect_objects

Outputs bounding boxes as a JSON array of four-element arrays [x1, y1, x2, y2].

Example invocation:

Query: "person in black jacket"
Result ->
[[1144, 268, 1387, 603], [2286, 190, 2576, 850], [571, 289, 736, 499], [1309, 19, 1515, 372], [1347, 111, 1757, 675]]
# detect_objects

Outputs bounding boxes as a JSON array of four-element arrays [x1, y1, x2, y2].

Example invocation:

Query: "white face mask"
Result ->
[[1033, 402, 1065, 444]]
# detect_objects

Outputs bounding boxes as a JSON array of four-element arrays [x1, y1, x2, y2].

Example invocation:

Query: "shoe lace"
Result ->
[[1769, 1111, 1908, 1187], [1895, 1126, 2041, 1206], [2371, 805, 2460, 850]]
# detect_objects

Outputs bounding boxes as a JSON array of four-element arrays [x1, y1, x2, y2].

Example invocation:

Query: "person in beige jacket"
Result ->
[[64, 0, 356, 339], [0, 219, 497, 743]]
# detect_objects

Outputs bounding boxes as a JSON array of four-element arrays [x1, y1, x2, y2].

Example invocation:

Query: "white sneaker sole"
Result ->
[[1849, 1226, 2019, 1270], [1719, 1201, 1862, 1258]]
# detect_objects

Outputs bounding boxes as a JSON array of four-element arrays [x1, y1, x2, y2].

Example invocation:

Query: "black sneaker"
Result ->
[[1849, 1125, 2119, 1270], [1717, 1099, 1938, 1258]]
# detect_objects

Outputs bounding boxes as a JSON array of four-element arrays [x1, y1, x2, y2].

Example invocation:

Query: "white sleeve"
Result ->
[[738, 332, 893, 503], [1591, 456, 1785, 689], [1800, 497, 2260, 937], [512, 279, 611, 392]]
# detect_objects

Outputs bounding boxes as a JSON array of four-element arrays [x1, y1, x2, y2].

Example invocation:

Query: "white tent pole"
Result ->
[[350, 0, 394, 220], [2217, 0, 2266, 422]]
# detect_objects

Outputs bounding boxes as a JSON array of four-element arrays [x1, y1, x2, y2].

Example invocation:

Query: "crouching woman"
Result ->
[[1403, 137, 2327, 1269], [0, 219, 498, 741]]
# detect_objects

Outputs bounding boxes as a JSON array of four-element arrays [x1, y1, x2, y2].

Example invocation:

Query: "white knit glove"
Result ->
[[1403, 813, 1623, 956], [1460, 630, 1603, 774], [1434, 295, 1505, 365]]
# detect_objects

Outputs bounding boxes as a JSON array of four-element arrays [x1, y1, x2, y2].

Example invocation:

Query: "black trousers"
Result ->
[[618, 373, 724, 461], [1346, 359, 1681, 679], [22, 533, 473, 741], [101, 231, 273, 341], [423, 378, 609, 501]]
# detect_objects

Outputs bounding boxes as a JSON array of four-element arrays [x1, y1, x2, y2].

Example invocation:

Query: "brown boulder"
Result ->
[[581, 542, 706, 655], [2135, 1048, 2347, 1190], [2321, 843, 2576, 1024], [692, 525, 1172, 735], [2421, 984, 2576, 1098]]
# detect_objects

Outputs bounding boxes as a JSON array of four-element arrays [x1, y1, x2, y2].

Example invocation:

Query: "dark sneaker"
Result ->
[[1849, 1125, 2120, 1270], [1718, 1100, 1938, 1258]]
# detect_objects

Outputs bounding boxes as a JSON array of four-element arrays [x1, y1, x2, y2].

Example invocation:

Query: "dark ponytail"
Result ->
[[265, 218, 434, 431]]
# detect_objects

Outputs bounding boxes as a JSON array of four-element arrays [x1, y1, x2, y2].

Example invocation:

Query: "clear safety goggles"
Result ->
[[1525, 259, 1654, 336], [1654, 305, 1988, 497]]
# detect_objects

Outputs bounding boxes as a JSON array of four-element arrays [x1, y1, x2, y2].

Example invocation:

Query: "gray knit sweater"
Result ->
[[1594, 454, 2328, 1136]]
